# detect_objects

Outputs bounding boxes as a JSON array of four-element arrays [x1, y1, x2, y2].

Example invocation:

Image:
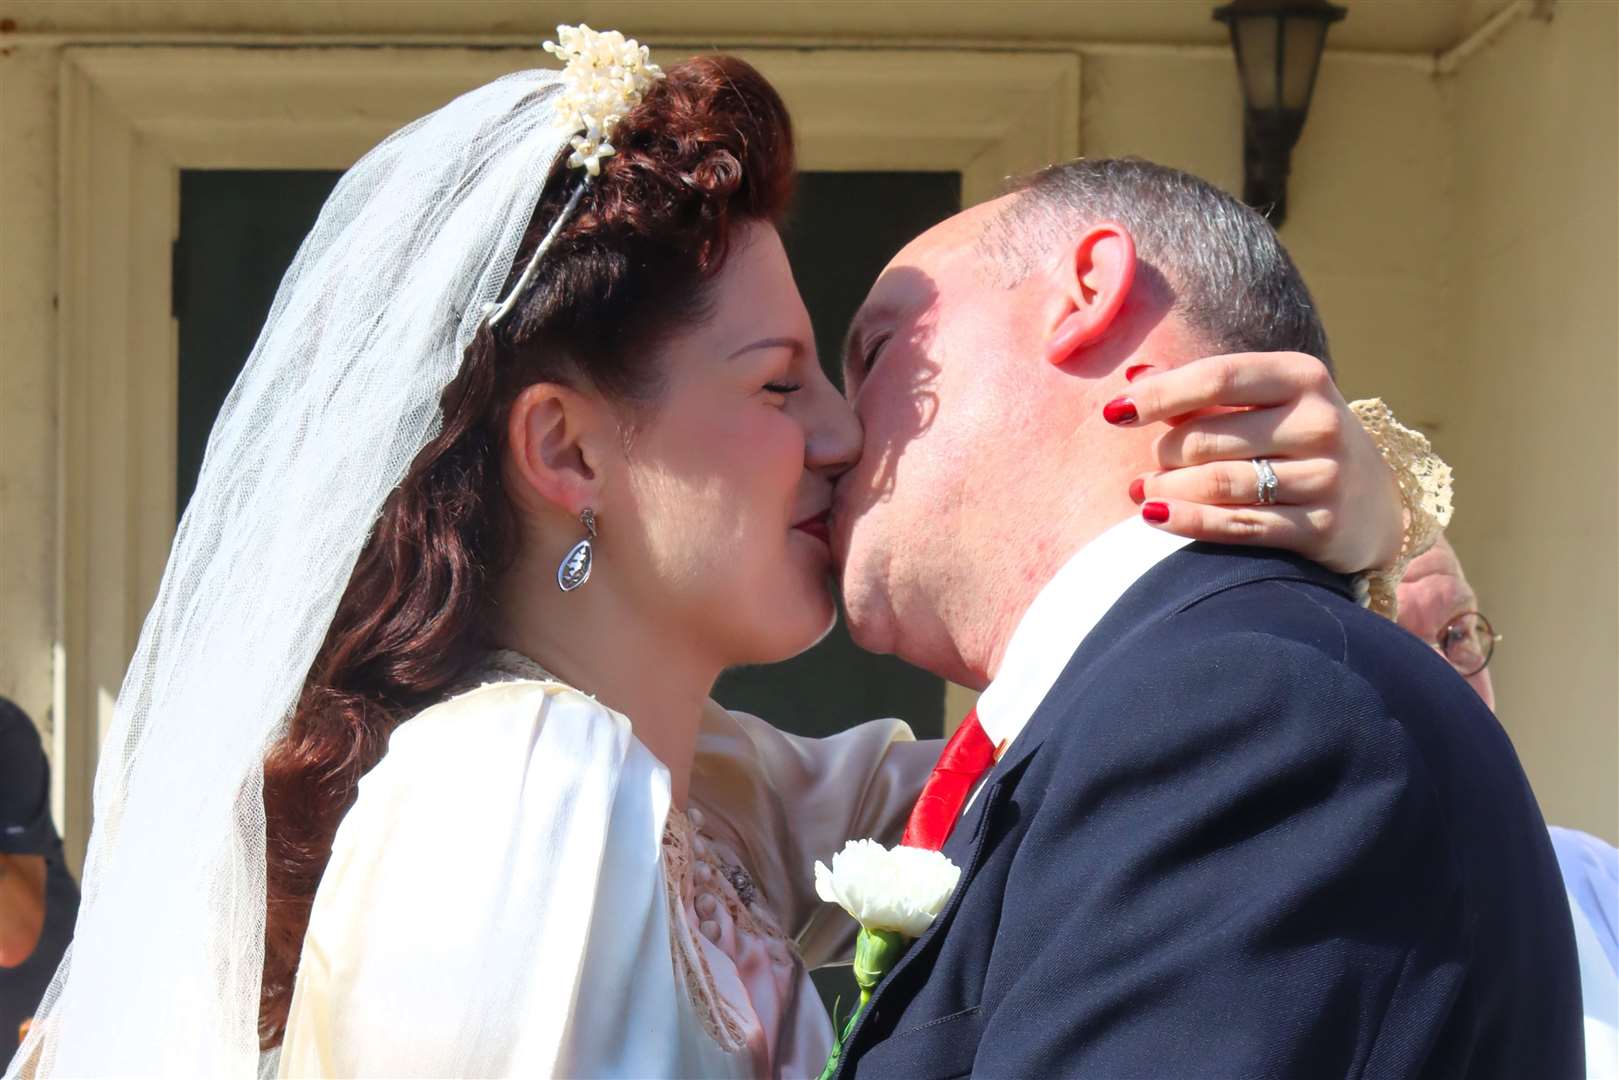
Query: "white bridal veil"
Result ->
[[9, 68, 573, 1078]]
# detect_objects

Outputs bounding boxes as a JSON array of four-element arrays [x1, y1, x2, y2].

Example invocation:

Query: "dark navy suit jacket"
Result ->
[[840, 545, 1582, 1079]]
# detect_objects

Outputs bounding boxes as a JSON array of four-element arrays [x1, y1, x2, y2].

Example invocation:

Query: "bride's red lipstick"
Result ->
[[793, 511, 831, 546]]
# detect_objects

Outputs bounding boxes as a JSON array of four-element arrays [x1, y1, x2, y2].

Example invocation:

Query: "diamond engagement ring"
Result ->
[[1252, 458, 1280, 505]]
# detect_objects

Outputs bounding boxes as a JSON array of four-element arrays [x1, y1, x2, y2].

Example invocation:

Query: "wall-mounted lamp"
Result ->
[[1213, 0, 1347, 227]]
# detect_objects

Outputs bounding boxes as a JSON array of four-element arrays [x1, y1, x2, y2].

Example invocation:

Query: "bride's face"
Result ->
[[606, 222, 861, 667]]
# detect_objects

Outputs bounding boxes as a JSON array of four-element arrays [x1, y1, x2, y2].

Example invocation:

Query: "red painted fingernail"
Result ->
[[1142, 501, 1170, 524], [1125, 364, 1154, 383], [1128, 477, 1146, 504], [1103, 396, 1138, 425]]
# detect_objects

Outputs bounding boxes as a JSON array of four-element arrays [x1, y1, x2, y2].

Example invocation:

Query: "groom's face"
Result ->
[[831, 197, 1050, 678]]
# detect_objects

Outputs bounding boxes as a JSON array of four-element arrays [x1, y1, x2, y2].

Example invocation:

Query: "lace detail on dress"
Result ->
[[1349, 398, 1454, 620], [662, 809, 753, 1054]]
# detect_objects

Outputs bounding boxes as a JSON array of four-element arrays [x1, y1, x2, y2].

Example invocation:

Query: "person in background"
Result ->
[[0, 698, 80, 1057], [1397, 535, 1618, 1076]]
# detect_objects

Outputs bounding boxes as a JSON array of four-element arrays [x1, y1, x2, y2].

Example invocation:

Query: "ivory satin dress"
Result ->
[[275, 652, 935, 1078]]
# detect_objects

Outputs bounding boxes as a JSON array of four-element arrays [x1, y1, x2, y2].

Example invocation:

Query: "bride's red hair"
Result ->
[[257, 55, 794, 1046]]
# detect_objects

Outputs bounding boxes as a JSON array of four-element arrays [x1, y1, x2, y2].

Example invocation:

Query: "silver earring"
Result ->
[[557, 508, 597, 592]]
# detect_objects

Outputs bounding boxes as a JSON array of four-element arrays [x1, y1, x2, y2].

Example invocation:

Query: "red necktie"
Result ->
[[901, 709, 997, 851]]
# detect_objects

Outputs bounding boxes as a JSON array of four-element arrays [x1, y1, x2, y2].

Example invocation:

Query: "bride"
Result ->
[[11, 28, 1417, 1080]]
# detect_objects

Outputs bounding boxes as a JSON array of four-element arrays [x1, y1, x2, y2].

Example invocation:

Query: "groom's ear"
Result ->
[[506, 382, 611, 518], [1043, 222, 1137, 367]]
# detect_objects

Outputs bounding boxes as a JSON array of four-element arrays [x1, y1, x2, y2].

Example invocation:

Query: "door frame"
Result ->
[[55, 43, 1080, 871]]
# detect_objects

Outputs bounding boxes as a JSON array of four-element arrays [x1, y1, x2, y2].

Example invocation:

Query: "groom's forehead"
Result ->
[[903, 197, 1008, 268], [851, 197, 1010, 316]]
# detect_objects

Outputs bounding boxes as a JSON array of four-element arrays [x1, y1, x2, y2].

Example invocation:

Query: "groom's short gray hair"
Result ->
[[979, 157, 1332, 372]]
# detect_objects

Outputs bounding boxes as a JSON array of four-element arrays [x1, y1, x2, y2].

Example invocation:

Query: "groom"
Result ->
[[827, 158, 1584, 1077]]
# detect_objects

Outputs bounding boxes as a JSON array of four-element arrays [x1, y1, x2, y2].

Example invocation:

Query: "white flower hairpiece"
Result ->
[[544, 24, 665, 178], [484, 25, 664, 330]]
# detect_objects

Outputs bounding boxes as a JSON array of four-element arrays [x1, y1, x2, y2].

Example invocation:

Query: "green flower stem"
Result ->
[[853, 926, 906, 994], [817, 927, 908, 1080]]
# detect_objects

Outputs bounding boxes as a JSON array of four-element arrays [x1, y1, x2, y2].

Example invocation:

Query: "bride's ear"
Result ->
[[506, 382, 611, 516], [1044, 222, 1137, 368]]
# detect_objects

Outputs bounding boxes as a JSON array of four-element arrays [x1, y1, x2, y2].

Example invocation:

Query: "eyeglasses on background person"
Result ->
[[1436, 611, 1500, 677]]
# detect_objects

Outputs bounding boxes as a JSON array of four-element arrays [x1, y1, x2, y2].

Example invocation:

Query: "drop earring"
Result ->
[[557, 508, 597, 592]]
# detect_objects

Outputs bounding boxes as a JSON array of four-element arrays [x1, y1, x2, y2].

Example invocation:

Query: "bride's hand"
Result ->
[[1118, 352, 1403, 574]]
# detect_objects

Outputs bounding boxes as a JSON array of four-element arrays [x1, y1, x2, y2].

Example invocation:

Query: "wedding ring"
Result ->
[[1251, 458, 1280, 505]]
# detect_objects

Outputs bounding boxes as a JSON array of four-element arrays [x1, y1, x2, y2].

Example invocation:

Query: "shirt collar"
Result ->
[[975, 517, 1192, 757]]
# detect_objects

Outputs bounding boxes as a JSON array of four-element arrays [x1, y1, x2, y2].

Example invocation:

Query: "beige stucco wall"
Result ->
[[0, 3, 1613, 843], [1446, 3, 1618, 843], [0, 45, 58, 746], [1080, 50, 1454, 417]]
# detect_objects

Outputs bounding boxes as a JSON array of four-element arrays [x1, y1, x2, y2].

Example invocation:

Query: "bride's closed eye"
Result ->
[[763, 381, 803, 395]]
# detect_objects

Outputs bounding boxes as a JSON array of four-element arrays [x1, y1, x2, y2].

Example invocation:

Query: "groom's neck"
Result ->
[[952, 481, 1138, 690], [985, 515, 1117, 682]]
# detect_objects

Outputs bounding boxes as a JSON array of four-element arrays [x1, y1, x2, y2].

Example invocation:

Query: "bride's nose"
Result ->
[[805, 380, 863, 477]]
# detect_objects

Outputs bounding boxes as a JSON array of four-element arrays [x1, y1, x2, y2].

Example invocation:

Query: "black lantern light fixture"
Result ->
[[1213, 0, 1347, 227]]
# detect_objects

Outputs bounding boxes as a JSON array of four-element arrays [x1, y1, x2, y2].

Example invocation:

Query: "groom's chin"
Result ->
[[838, 582, 898, 660]]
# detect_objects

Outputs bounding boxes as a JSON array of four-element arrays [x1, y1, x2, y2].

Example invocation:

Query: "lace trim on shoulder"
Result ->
[[440, 649, 594, 708], [450, 648, 557, 691]]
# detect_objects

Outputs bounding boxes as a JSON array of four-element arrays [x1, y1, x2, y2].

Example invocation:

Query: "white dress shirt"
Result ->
[[975, 516, 1192, 773]]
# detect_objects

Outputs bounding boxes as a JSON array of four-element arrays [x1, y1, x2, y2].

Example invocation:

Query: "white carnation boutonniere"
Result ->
[[812, 840, 962, 1080], [543, 24, 664, 177]]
